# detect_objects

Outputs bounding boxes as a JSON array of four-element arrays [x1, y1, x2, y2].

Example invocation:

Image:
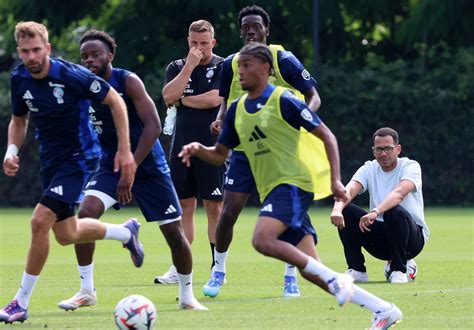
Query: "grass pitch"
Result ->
[[0, 207, 473, 329]]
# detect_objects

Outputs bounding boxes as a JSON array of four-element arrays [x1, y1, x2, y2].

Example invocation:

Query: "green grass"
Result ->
[[0, 207, 473, 329]]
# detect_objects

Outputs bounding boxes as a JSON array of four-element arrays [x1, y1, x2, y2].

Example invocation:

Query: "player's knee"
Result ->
[[252, 236, 273, 256], [78, 203, 102, 219], [55, 233, 75, 246], [30, 215, 50, 236]]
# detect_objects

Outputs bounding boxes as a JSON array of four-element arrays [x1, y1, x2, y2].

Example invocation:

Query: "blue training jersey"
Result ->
[[219, 49, 317, 99], [11, 58, 109, 167], [89, 67, 169, 176], [218, 84, 322, 149]]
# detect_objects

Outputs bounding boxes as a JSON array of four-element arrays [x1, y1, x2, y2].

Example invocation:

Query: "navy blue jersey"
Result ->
[[89, 67, 169, 176], [11, 58, 109, 166], [219, 49, 317, 99], [218, 84, 322, 149]]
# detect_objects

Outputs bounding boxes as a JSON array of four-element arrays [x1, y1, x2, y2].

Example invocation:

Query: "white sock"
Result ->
[[302, 256, 338, 283], [14, 272, 39, 309], [78, 263, 94, 293], [104, 223, 131, 243], [351, 285, 392, 312], [177, 272, 194, 302], [285, 263, 298, 277], [213, 249, 228, 273]]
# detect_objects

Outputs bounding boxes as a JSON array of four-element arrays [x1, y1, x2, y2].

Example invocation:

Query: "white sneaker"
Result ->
[[154, 265, 178, 284], [345, 269, 368, 283], [178, 298, 208, 311], [370, 303, 403, 329], [389, 271, 408, 283], [327, 273, 354, 306], [384, 259, 418, 282], [58, 289, 97, 311], [406, 259, 418, 281]]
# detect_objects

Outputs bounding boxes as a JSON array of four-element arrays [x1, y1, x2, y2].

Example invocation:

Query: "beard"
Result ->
[[26, 59, 45, 74]]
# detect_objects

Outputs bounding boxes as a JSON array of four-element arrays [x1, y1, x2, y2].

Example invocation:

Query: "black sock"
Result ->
[[210, 243, 215, 269]]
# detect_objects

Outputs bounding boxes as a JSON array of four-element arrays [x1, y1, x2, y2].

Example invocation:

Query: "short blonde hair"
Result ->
[[15, 21, 49, 45], [188, 20, 214, 38]]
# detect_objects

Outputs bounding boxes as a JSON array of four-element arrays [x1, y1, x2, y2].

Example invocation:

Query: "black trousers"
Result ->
[[338, 203, 425, 273]]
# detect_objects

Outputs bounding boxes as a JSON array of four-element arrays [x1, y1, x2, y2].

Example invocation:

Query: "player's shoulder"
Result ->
[[280, 88, 304, 106], [211, 54, 224, 65], [224, 52, 238, 63], [168, 58, 186, 70], [51, 58, 94, 82], [10, 61, 29, 81]]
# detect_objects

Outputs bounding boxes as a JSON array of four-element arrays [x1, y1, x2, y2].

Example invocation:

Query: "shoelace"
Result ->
[[4, 301, 20, 313]]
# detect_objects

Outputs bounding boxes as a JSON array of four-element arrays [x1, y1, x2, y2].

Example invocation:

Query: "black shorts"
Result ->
[[170, 157, 225, 200]]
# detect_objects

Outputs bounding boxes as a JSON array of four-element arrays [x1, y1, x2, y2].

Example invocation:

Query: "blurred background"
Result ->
[[0, 0, 472, 206]]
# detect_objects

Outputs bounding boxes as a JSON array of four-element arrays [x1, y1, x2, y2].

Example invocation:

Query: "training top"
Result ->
[[11, 58, 108, 167], [219, 44, 317, 102], [218, 84, 322, 200], [164, 54, 224, 158], [89, 67, 169, 176], [352, 157, 430, 242]]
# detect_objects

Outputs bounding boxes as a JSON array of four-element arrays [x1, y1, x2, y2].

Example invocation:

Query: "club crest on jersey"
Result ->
[[206, 70, 214, 78], [301, 109, 313, 121], [52, 87, 64, 104], [90, 80, 101, 93], [301, 69, 311, 81]]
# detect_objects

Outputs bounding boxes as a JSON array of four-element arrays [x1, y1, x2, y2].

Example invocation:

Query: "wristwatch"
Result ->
[[370, 207, 381, 216], [178, 97, 184, 107]]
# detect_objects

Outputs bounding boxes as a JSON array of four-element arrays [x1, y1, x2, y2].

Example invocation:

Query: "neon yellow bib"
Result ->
[[235, 86, 313, 202], [230, 45, 331, 200]]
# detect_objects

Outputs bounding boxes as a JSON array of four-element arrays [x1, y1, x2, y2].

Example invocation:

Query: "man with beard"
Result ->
[[57, 29, 207, 311], [1, 21, 141, 324]]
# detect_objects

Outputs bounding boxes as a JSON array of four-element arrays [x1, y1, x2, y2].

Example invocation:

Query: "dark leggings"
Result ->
[[338, 203, 424, 273]]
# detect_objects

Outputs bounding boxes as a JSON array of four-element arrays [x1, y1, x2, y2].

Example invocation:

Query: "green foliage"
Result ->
[[321, 46, 474, 205], [0, 0, 472, 206]]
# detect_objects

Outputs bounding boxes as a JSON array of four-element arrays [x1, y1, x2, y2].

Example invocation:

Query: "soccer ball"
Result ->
[[114, 294, 157, 329], [384, 259, 417, 281]]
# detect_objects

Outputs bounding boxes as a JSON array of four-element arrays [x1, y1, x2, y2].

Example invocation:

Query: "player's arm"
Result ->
[[3, 114, 29, 176], [125, 73, 161, 166], [162, 48, 202, 105], [210, 98, 228, 135], [179, 142, 229, 167], [331, 180, 363, 229], [310, 123, 347, 202], [181, 89, 223, 109], [279, 50, 321, 112], [102, 87, 136, 203], [303, 87, 321, 113]]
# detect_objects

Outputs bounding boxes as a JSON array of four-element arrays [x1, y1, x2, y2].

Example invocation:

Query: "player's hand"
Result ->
[[330, 209, 345, 229], [210, 119, 222, 135], [114, 150, 136, 204], [359, 212, 377, 233], [178, 142, 200, 167], [3, 155, 20, 176], [186, 47, 203, 69], [331, 180, 348, 203]]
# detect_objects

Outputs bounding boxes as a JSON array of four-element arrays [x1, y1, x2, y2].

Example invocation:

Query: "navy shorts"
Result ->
[[224, 150, 256, 194], [84, 167, 182, 223], [259, 184, 317, 245], [170, 156, 225, 200], [41, 158, 99, 206]]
